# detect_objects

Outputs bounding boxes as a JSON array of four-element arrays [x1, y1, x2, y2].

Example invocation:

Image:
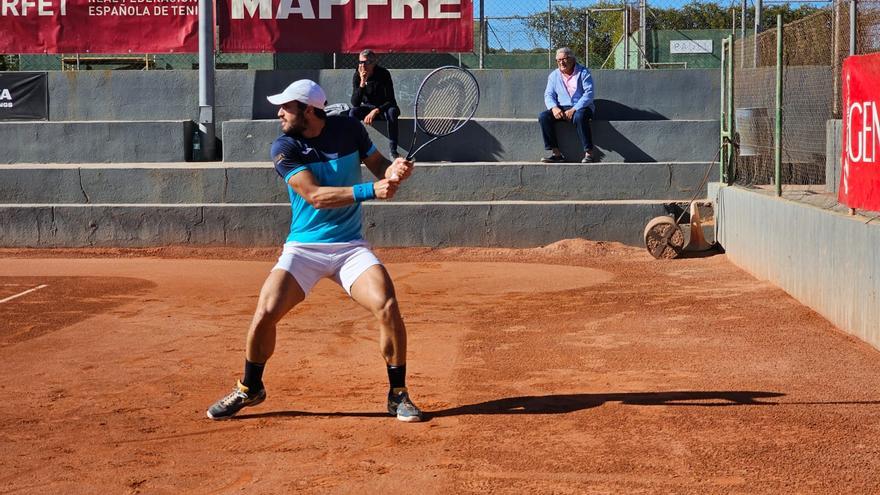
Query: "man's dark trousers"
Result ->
[[538, 106, 594, 152], [350, 105, 401, 153]]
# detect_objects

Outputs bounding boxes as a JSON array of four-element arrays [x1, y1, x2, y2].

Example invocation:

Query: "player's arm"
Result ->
[[363, 150, 413, 182], [288, 169, 399, 207]]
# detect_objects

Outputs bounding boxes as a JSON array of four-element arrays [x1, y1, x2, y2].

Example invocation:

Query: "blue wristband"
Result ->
[[352, 182, 376, 202]]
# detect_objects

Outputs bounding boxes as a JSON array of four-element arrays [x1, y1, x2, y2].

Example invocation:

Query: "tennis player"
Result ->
[[206, 79, 422, 422]]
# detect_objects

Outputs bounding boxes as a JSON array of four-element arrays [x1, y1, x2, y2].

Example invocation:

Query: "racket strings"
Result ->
[[416, 70, 479, 137]]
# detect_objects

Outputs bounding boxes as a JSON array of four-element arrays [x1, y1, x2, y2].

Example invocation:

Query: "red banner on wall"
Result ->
[[840, 52, 880, 211], [0, 0, 198, 53], [218, 0, 473, 53]]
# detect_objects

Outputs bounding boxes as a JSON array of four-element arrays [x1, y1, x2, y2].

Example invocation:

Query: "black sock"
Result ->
[[242, 360, 265, 393], [387, 364, 406, 392]]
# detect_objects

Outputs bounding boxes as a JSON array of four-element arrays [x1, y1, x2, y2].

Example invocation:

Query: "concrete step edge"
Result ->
[[1, 199, 707, 207], [0, 161, 716, 169]]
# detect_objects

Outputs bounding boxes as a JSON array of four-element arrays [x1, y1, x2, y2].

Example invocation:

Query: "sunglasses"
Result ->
[[357, 60, 375, 65]]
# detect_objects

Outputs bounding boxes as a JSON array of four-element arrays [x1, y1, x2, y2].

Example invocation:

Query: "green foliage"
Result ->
[[1, 55, 21, 71], [527, 1, 625, 67], [527, 1, 827, 68]]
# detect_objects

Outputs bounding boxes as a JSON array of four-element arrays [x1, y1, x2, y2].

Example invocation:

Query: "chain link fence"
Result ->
[[0, 1, 774, 72], [729, 0, 879, 194]]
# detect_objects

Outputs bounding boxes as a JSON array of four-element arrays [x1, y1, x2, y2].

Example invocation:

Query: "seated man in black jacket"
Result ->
[[350, 49, 402, 158]]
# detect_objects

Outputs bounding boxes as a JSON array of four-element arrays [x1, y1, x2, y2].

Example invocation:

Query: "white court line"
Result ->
[[0, 284, 49, 304]]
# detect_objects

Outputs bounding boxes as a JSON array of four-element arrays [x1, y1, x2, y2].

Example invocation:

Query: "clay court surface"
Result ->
[[2, 241, 880, 494]]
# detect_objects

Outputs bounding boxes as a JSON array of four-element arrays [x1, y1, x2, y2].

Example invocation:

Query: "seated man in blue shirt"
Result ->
[[539, 47, 597, 163]]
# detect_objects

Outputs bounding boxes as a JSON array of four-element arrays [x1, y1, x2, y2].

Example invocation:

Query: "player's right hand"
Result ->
[[387, 157, 414, 181], [551, 106, 564, 120], [373, 179, 400, 200]]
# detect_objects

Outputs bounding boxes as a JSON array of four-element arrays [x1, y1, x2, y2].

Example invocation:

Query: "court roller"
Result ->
[[643, 202, 713, 260]]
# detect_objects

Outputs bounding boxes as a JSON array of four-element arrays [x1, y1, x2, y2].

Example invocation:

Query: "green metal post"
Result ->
[[720, 37, 727, 182], [727, 35, 735, 183], [719, 35, 735, 184], [775, 14, 783, 196]]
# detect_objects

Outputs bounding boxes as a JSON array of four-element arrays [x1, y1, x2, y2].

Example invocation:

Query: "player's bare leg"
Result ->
[[246, 269, 306, 363], [350, 264, 423, 422], [207, 270, 305, 420]]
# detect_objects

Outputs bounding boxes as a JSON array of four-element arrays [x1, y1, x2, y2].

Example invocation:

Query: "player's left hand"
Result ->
[[564, 108, 576, 121], [386, 157, 414, 182]]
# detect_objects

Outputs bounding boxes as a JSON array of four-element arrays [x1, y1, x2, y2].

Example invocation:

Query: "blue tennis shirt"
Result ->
[[271, 115, 377, 243]]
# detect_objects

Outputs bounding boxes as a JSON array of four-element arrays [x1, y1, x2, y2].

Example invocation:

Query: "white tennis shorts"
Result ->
[[271, 240, 382, 296]]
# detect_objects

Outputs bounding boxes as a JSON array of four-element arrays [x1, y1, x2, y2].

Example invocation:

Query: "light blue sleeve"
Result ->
[[572, 67, 594, 111], [544, 71, 559, 110]]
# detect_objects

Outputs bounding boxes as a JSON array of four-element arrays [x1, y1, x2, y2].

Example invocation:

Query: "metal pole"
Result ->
[[775, 14, 783, 197], [479, 0, 485, 69], [722, 37, 736, 184], [833, 0, 840, 116], [548, 0, 553, 69], [623, 5, 630, 70], [849, 0, 857, 55], [720, 38, 728, 182], [639, 0, 646, 69], [731, 8, 735, 35], [754, 0, 762, 67], [740, 0, 746, 68], [585, 11, 590, 67], [198, 0, 217, 161]]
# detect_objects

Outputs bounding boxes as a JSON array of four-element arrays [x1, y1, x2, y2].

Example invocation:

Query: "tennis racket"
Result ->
[[404, 66, 480, 161]]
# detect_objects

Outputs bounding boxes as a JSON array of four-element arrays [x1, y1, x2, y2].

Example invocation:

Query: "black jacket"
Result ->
[[351, 65, 398, 112]]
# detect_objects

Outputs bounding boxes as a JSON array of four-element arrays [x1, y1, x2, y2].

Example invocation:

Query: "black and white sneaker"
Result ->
[[387, 387, 424, 422], [541, 153, 566, 163], [206, 381, 266, 420]]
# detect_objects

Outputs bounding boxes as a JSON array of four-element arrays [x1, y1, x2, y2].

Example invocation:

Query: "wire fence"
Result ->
[[0, 0, 756, 72], [729, 0, 880, 198]]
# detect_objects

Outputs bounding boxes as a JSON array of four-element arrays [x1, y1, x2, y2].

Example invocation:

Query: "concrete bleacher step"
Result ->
[[0, 162, 715, 203], [222, 118, 720, 163], [0, 200, 708, 248], [0, 121, 195, 163]]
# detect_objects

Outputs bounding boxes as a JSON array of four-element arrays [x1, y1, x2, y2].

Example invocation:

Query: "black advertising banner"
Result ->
[[0, 72, 48, 121]]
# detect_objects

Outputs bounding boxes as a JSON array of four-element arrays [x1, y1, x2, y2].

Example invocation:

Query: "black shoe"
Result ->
[[206, 380, 266, 420], [582, 151, 599, 163], [541, 154, 565, 163], [390, 149, 400, 159], [387, 387, 424, 422]]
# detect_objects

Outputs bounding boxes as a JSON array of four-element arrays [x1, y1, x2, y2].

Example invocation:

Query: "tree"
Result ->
[[527, 1, 826, 68], [0, 55, 20, 71], [526, 1, 626, 67]]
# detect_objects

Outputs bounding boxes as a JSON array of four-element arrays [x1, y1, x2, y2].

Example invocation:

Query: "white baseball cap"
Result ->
[[266, 79, 327, 109]]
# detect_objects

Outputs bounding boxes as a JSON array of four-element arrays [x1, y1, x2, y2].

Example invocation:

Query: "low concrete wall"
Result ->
[[0, 121, 193, 163], [365, 201, 686, 247], [0, 162, 712, 203], [47, 69, 720, 122], [0, 200, 688, 248], [713, 183, 880, 350], [0, 204, 290, 247], [223, 118, 720, 163]]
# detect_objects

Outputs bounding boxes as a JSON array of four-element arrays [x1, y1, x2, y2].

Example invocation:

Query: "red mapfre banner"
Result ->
[[218, 0, 473, 53], [840, 52, 880, 211], [0, 0, 198, 53]]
